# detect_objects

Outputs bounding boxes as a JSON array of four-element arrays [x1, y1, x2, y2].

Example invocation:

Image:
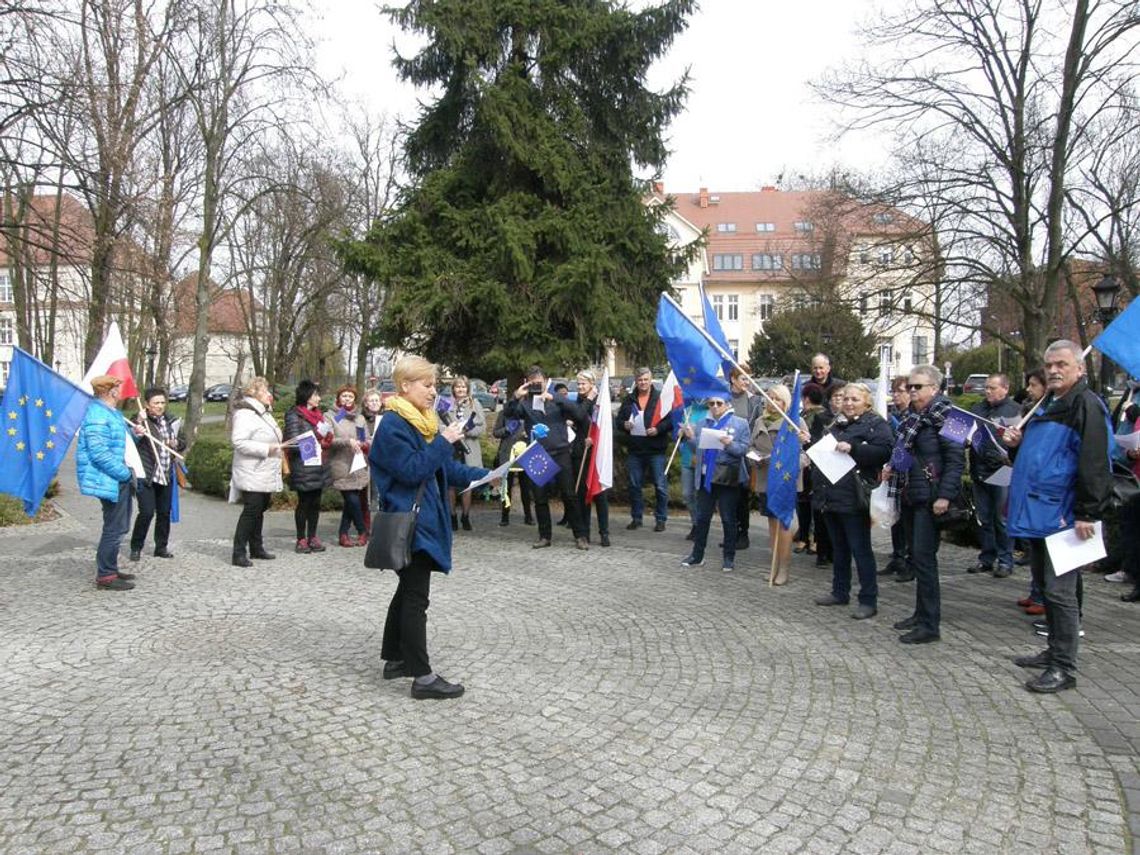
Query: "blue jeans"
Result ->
[[972, 480, 1011, 568], [824, 511, 878, 607], [97, 481, 133, 580], [681, 465, 697, 524], [627, 453, 668, 524], [339, 489, 365, 536], [689, 484, 739, 566], [904, 503, 941, 633]]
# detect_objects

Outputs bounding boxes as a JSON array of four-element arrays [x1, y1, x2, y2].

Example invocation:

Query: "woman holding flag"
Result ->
[[573, 370, 611, 547]]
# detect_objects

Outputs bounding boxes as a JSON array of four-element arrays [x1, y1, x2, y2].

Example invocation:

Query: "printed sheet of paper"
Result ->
[[461, 458, 512, 493], [984, 465, 1013, 487], [1045, 521, 1106, 576], [805, 432, 856, 485], [629, 410, 647, 437], [697, 427, 727, 449], [531, 395, 545, 412]]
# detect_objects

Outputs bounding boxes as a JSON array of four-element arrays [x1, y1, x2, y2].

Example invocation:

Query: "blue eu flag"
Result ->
[[0, 348, 93, 516], [517, 442, 560, 487], [700, 285, 736, 384], [655, 295, 731, 400], [765, 373, 803, 530], [1093, 295, 1140, 380]]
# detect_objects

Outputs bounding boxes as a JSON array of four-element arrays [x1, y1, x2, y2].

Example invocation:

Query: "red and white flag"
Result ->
[[651, 370, 684, 427], [82, 320, 139, 399], [585, 370, 613, 504]]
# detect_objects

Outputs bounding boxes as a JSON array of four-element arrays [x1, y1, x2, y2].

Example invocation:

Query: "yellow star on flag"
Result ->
[[45, 440, 54, 449], [49, 425, 56, 434], [784, 472, 792, 481], [36, 451, 44, 460], [7, 411, 15, 420], [45, 409, 52, 418], [34, 398, 43, 407], [6, 427, 14, 436], [16, 441, 25, 451], [18, 396, 27, 405]]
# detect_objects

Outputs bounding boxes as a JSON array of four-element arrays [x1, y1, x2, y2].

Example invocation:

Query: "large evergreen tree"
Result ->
[[340, 0, 696, 378], [748, 305, 879, 381]]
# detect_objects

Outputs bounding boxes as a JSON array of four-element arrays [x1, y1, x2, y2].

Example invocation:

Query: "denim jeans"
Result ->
[[689, 483, 739, 566], [627, 453, 668, 524], [97, 481, 133, 580], [904, 503, 942, 633], [1028, 539, 1081, 672], [972, 480, 1011, 568], [339, 489, 366, 536], [824, 511, 879, 606]]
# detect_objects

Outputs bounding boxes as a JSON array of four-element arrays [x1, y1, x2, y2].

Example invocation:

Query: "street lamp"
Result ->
[[145, 344, 158, 387], [1091, 274, 1121, 394]]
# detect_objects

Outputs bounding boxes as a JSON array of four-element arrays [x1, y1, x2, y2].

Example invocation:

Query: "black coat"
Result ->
[[504, 395, 586, 456], [813, 411, 893, 515], [902, 396, 966, 506], [616, 387, 673, 456], [968, 396, 1020, 480], [283, 406, 333, 492]]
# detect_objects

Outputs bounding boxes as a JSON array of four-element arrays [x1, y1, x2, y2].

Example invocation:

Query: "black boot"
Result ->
[[499, 509, 510, 527], [461, 514, 472, 531], [451, 513, 458, 532]]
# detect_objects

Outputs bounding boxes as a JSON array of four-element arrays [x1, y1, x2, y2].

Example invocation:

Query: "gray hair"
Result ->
[[635, 366, 652, 378], [909, 364, 943, 387], [1044, 339, 1082, 361]]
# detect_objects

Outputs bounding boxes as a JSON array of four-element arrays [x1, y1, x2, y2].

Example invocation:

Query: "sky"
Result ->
[[309, 0, 895, 193]]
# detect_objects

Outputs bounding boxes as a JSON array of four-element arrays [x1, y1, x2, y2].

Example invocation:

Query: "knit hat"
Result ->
[[90, 375, 122, 395]]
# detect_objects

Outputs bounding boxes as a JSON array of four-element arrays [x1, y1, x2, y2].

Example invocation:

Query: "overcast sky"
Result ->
[[310, 0, 894, 193]]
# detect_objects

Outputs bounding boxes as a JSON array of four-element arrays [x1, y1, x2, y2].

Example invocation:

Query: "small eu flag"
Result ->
[[939, 409, 978, 445], [517, 442, 560, 487], [0, 348, 93, 516]]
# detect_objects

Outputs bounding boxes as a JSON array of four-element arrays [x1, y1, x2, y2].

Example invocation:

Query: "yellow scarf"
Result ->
[[384, 395, 439, 441]]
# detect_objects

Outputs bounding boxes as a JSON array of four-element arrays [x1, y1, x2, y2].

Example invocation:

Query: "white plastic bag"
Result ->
[[870, 482, 898, 529]]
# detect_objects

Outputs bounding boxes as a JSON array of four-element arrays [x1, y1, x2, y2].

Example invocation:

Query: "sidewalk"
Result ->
[[1, 451, 1136, 854]]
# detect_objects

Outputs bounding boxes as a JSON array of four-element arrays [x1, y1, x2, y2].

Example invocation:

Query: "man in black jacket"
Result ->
[[616, 368, 673, 532], [968, 374, 1022, 576], [504, 366, 590, 550]]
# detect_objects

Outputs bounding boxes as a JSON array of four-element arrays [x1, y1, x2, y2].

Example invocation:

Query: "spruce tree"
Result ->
[[341, 0, 696, 378]]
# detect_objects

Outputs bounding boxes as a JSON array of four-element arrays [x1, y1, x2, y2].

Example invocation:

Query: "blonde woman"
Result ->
[[229, 377, 285, 567], [750, 383, 809, 585]]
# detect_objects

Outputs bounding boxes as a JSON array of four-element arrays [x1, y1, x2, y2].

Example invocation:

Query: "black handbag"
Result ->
[[364, 480, 428, 571], [1111, 459, 1140, 507], [851, 471, 873, 511], [711, 460, 740, 486]]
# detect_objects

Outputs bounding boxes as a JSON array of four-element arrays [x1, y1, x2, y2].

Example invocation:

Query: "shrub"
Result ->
[[184, 437, 234, 498]]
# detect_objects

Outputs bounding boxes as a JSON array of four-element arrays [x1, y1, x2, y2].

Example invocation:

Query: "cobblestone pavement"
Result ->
[[1, 460, 1137, 854]]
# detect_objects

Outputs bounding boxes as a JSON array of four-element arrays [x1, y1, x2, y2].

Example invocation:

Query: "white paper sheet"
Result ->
[[630, 410, 647, 436], [567, 425, 576, 444], [349, 451, 367, 473], [984, 465, 1013, 486], [1045, 522, 1106, 576], [805, 432, 856, 485], [745, 449, 765, 463], [461, 458, 513, 493], [1115, 431, 1140, 451], [530, 395, 545, 412], [698, 427, 727, 449]]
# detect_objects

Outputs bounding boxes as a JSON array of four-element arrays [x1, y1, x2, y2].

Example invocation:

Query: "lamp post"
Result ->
[[1091, 274, 1121, 395], [145, 344, 158, 388]]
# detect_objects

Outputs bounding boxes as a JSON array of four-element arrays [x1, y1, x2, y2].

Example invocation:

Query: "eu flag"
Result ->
[[517, 442, 560, 487], [0, 348, 93, 515], [765, 373, 803, 530], [1093, 296, 1140, 379], [700, 286, 736, 383], [655, 295, 731, 400], [939, 409, 978, 445]]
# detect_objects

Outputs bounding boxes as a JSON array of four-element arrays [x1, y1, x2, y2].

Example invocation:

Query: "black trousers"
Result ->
[[233, 491, 271, 558], [294, 489, 322, 539], [572, 450, 609, 538], [381, 551, 434, 677], [535, 449, 585, 539], [131, 479, 172, 552]]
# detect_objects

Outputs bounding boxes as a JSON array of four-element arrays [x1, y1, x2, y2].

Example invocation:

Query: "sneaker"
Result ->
[[355, 533, 369, 547], [626, 520, 642, 530], [96, 577, 134, 591], [1035, 625, 1084, 638], [993, 565, 1013, 578], [295, 538, 311, 554], [1105, 570, 1128, 583], [307, 536, 327, 552], [814, 594, 848, 606], [128, 549, 141, 562], [852, 604, 877, 620], [967, 561, 992, 574], [721, 563, 734, 573], [339, 533, 354, 548], [653, 520, 666, 532], [575, 537, 590, 551], [153, 548, 174, 559], [680, 555, 704, 568]]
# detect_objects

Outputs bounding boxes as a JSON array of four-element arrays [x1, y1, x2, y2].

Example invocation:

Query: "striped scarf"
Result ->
[[887, 397, 952, 500]]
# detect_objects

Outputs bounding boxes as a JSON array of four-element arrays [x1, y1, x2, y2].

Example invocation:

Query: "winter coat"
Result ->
[[900, 395, 966, 507], [688, 414, 751, 487], [750, 413, 809, 494], [504, 395, 586, 456], [134, 412, 187, 484], [76, 400, 132, 502], [1007, 378, 1112, 538], [229, 397, 284, 494], [968, 396, 1021, 481], [812, 411, 893, 516], [449, 397, 485, 468], [283, 406, 333, 492], [492, 409, 528, 466], [616, 387, 673, 456], [329, 410, 370, 491], [369, 412, 487, 573]]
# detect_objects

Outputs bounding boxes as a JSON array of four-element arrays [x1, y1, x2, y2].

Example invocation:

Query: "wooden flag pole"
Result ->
[[663, 406, 694, 474]]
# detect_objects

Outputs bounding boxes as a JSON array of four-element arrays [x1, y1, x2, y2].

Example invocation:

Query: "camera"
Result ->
[[528, 382, 543, 394]]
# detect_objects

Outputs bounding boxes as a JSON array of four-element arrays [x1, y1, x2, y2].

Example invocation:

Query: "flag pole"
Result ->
[[662, 294, 800, 434], [124, 410, 186, 462], [663, 406, 693, 473], [574, 442, 591, 493]]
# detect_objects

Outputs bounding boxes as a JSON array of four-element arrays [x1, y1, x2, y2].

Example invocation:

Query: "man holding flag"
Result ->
[[616, 367, 673, 532]]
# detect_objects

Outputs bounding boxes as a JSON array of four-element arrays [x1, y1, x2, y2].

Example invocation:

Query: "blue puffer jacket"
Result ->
[[1007, 379, 1113, 538], [76, 400, 132, 501], [369, 411, 487, 573]]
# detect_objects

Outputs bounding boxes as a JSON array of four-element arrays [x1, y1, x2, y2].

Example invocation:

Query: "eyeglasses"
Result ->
[[907, 383, 932, 391], [707, 400, 727, 407]]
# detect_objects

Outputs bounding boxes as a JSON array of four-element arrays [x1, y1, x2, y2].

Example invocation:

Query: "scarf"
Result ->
[[385, 395, 439, 441], [294, 404, 325, 429], [700, 411, 735, 492], [887, 396, 952, 500]]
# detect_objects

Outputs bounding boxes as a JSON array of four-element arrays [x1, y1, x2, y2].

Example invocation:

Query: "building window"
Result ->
[[859, 293, 868, 316], [712, 294, 724, 320], [0, 360, 8, 384], [873, 212, 894, 224], [728, 339, 739, 359], [913, 335, 930, 364], [751, 253, 782, 271], [791, 253, 821, 270], [859, 248, 870, 264], [878, 292, 891, 317], [904, 294, 913, 313], [755, 222, 775, 232], [877, 248, 894, 265], [0, 275, 11, 304], [793, 221, 814, 232], [712, 254, 743, 271], [727, 294, 739, 321], [903, 248, 915, 264], [716, 222, 737, 233], [0, 317, 12, 345], [758, 294, 775, 320]]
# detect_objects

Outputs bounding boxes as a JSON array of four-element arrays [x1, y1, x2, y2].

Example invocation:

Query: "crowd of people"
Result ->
[[74, 339, 1138, 699]]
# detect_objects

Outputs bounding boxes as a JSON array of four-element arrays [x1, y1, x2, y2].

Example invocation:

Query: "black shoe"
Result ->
[[899, 627, 940, 644], [653, 520, 666, 532], [499, 512, 510, 527], [556, 517, 569, 527], [852, 604, 877, 620], [1025, 666, 1076, 693], [814, 594, 848, 606], [1122, 587, 1140, 603], [461, 515, 472, 531], [685, 527, 695, 541], [250, 550, 276, 560], [97, 577, 134, 591], [382, 661, 407, 680], [880, 558, 904, 577], [154, 548, 174, 559], [232, 555, 252, 568], [114, 570, 136, 581], [411, 675, 465, 700], [735, 534, 749, 550], [1013, 650, 1052, 669], [599, 533, 610, 547], [128, 549, 141, 562], [532, 538, 551, 549], [815, 554, 829, 567], [993, 565, 1013, 578], [626, 520, 642, 530], [894, 571, 916, 583], [524, 516, 535, 526], [892, 615, 918, 631], [967, 561, 992, 574]]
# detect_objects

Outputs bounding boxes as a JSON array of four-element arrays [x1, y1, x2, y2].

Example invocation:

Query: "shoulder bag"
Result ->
[[364, 479, 428, 571]]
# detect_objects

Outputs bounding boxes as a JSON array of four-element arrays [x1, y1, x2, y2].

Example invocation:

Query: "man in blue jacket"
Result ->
[[77, 375, 140, 591], [1003, 340, 1113, 693]]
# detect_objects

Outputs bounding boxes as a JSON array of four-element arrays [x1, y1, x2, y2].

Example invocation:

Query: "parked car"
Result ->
[[166, 384, 189, 402], [469, 378, 497, 411], [962, 374, 989, 395], [204, 383, 233, 402], [489, 378, 508, 406], [377, 379, 397, 402]]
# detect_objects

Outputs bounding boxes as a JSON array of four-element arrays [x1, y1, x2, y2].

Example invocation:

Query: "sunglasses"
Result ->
[[907, 383, 931, 391], [707, 400, 727, 407]]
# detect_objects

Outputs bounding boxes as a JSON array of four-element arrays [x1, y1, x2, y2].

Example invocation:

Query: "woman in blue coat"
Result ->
[[369, 356, 489, 700]]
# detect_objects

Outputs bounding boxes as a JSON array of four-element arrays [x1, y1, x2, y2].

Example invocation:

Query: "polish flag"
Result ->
[[585, 370, 613, 504], [82, 320, 139, 399], [651, 370, 683, 428]]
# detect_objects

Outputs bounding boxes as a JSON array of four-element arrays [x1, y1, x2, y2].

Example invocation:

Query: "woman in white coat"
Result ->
[[230, 377, 285, 567]]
